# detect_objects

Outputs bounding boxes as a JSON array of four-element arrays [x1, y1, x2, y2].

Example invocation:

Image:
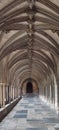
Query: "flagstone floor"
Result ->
[[0, 95, 59, 130]]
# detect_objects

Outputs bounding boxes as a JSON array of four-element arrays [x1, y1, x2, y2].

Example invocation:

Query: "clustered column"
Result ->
[[39, 74, 59, 113]]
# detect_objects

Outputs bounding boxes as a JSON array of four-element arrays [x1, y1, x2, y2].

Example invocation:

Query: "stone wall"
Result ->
[[0, 97, 21, 122]]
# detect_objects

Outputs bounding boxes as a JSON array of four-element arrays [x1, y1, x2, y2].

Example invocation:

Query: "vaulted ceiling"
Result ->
[[0, 0, 59, 86]]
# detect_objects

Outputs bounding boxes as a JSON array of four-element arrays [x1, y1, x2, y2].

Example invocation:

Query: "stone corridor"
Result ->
[[0, 0, 59, 129], [0, 95, 59, 130]]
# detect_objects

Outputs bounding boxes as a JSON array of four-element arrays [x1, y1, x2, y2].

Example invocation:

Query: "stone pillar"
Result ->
[[56, 79, 59, 108], [0, 84, 6, 106], [20, 87, 22, 97], [1, 59, 9, 106], [15, 87, 16, 98], [46, 86, 50, 100], [51, 80, 55, 105], [0, 84, 2, 107], [14, 87, 16, 98], [12, 86, 15, 100], [50, 85, 52, 103], [5, 85, 9, 104], [19, 87, 21, 96], [42, 87, 44, 96], [17, 87, 18, 98], [10, 86, 13, 101], [17, 87, 20, 97], [44, 87, 46, 97], [46, 86, 48, 100], [14, 87, 18, 98], [54, 76, 58, 109], [56, 60, 59, 112], [2, 84, 6, 106], [1, 85, 3, 106], [17, 87, 19, 97], [8, 85, 11, 102], [39, 86, 41, 96]]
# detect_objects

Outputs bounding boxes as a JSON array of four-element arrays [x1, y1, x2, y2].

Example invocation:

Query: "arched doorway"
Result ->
[[21, 78, 39, 95], [26, 82, 33, 93]]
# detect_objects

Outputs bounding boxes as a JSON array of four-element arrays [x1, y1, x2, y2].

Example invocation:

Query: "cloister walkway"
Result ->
[[0, 95, 59, 130]]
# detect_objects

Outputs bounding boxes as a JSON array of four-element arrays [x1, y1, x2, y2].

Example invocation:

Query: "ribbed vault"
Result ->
[[0, 0, 59, 90]]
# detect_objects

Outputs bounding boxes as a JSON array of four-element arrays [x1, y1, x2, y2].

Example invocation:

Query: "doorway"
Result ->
[[26, 82, 33, 93]]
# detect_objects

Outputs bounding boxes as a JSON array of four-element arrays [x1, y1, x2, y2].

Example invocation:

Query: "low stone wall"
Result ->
[[0, 97, 22, 122]]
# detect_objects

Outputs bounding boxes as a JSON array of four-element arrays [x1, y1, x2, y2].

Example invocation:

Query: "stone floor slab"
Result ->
[[0, 96, 59, 130]]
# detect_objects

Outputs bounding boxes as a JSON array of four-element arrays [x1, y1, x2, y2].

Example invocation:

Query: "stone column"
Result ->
[[51, 79, 55, 105], [56, 60, 59, 112], [12, 87, 15, 100], [56, 79, 59, 108], [47, 86, 50, 101], [54, 76, 58, 109], [2, 84, 6, 106], [15, 87, 17, 98], [45, 86, 48, 100], [17, 87, 18, 98], [50, 85, 52, 103], [10, 86, 13, 101], [20, 87, 22, 97], [5, 85, 9, 104], [14, 86, 18, 98], [0, 84, 3, 107], [44, 87, 46, 97]]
